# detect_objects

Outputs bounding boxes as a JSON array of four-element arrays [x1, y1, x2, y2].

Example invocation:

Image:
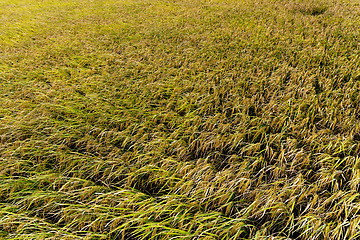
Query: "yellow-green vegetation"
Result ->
[[1, 0, 360, 239]]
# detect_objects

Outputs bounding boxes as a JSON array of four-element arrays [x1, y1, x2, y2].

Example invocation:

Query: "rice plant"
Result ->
[[1, 0, 360, 239]]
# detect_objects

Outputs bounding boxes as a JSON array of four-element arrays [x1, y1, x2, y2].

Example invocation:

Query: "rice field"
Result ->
[[1, 0, 360, 239]]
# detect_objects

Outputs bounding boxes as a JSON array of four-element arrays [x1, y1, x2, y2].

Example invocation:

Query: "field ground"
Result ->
[[1, 0, 360, 239]]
